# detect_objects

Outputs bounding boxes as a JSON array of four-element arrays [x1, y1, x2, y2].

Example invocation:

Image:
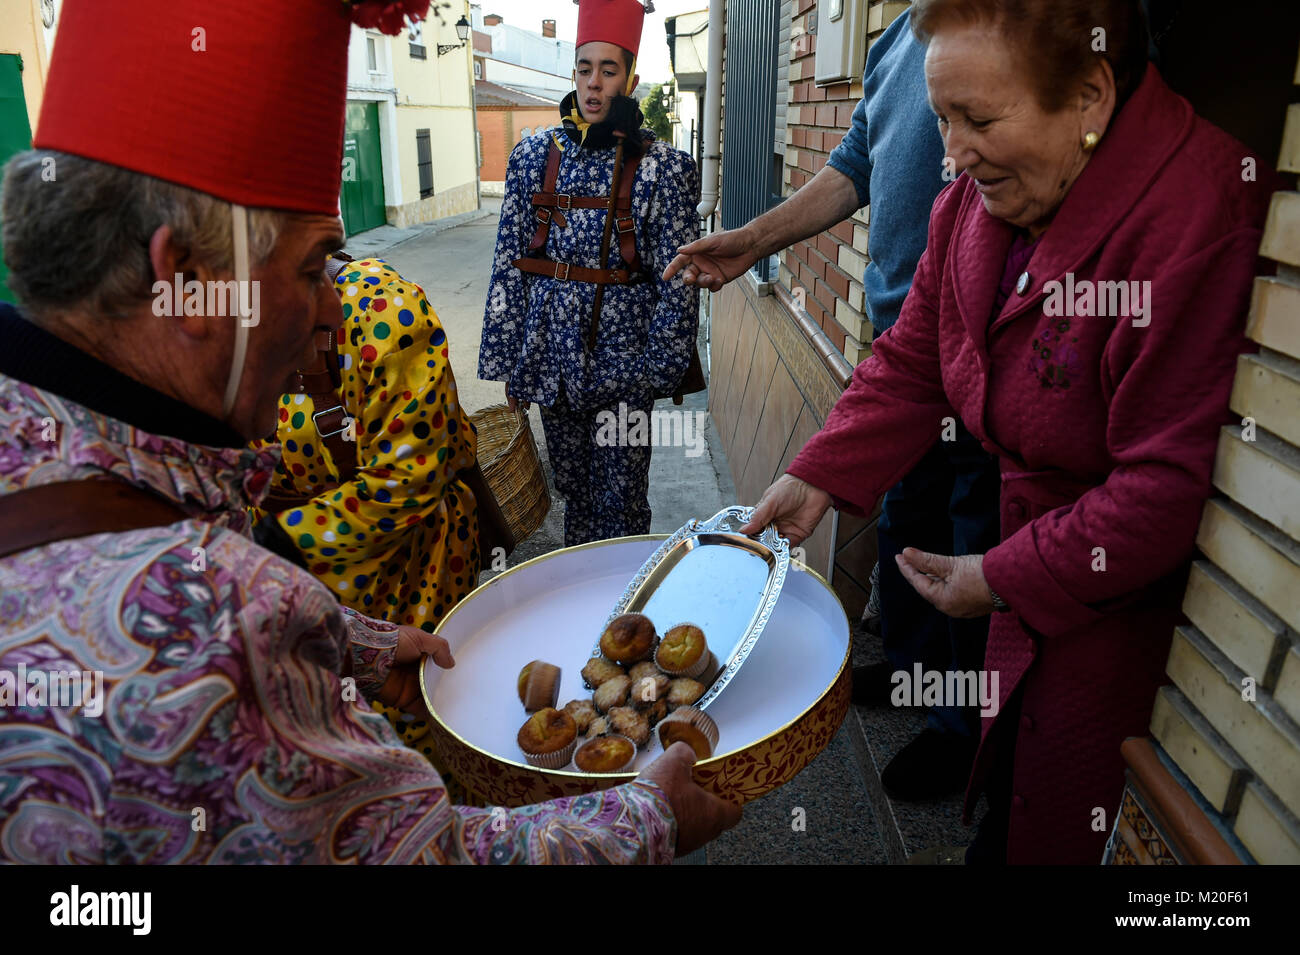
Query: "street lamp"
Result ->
[[437, 16, 471, 56]]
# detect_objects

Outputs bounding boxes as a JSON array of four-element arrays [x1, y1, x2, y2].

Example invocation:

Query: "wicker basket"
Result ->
[[471, 404, 550, 543]]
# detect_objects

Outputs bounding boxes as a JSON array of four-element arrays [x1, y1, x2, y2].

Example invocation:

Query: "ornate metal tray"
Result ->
[[419, 535, 850, 806], [588, 505, 790, 710]]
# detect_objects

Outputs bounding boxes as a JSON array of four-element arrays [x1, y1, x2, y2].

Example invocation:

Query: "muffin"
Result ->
[[516, 707, 578, 769], [642, 697, 668, 724], [563, 699, 599, 734], [573, 735, 637, 774], [581, 656, 625, 689], [608, 706, 651, 747], [657, 707, 719, 760], [630, 673, 670, 707], [517, 660, 561, 712], [593, 674, 631, 713], [628, 661, 664, 684], [666, 677, 706, 710], [585, 715, 611, 739], [655, 623, 710, 678], [599, 613, 658, 664]]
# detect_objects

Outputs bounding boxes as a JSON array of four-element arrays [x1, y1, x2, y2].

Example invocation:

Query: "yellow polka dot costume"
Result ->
[[254, 258, 480, 789]]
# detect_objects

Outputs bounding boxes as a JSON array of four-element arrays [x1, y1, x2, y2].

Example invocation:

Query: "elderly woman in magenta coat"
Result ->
[[742, 0, 1274, 864]]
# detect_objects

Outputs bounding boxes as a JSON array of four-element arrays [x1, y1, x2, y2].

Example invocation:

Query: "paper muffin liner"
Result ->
[[520, 734, 577, 770], [656, 706, 719, 759], [655, 623, 711, 679], [573, 734, 638, 774], [522, 662, 562, 712]]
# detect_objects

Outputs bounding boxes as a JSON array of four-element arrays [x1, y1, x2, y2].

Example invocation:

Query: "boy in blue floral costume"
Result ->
[[478, 0, 700, 546]]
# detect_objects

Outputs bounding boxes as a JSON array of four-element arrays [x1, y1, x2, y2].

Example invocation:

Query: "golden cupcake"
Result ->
[[666, 677, 705, 710], [573, 735, 637, 774], [630, 673, 670, 707], [599, 612, 657, 664], [581, 656, 625, 689], [608, 706, 651, 747], [655, 623, 710, 678], [516, 707, 577, 769], [656, 707, 719, 760], [593, 674, 631, 713], [563, 699, 599, 734], [516, 660, 561, 712]]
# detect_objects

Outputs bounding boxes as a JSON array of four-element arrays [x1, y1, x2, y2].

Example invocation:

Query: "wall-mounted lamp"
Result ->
[[437, 16, 471, 56]]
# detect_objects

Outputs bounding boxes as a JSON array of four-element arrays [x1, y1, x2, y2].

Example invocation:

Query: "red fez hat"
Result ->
[[34, 0, 427, 216], [576, 0, 647, 59]]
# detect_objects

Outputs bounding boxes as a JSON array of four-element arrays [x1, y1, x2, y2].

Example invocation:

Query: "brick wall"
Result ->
[[475, 105, 556, 183], [777, 0, 910, 365], [1130, 91, 1300, 863]]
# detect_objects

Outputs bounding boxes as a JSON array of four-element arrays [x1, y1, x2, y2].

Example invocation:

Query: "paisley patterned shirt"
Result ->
[[0, 375, 677, 864], [478, 128, 701, 410]]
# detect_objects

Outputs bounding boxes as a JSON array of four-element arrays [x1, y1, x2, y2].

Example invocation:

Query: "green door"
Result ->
[[0, 55, 34, 303], [341, 102, 387, 236]]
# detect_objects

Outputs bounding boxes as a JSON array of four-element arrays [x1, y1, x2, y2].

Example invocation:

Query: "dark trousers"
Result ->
[[875, 421, 1001, 738], [539, 389, 654, 547]]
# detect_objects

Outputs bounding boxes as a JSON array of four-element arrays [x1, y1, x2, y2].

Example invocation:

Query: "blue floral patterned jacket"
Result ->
[[478, 128, 700, 411]]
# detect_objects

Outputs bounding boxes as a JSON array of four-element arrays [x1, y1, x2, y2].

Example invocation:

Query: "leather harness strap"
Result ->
[[512, 258, 643, 286], [517, 136, 646, 285], [0, 478, 190, 561]]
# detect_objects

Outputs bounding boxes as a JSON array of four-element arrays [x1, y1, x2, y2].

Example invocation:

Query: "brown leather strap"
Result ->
[[587, 142, 626, 351], [510, 256, 643, 286], [614, 149, 643, 275], [0, 479, 190, 561], [532, 193, 609, 211], [459, 462, 515, 557], [288, 329, 356, 485], [528, 140, 565, 252]]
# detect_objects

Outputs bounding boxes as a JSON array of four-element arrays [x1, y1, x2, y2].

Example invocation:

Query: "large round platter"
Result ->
[[420, 535, 851, 807]]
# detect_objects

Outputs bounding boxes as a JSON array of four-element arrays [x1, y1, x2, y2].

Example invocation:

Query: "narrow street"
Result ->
[[353, 206, 912, 863]]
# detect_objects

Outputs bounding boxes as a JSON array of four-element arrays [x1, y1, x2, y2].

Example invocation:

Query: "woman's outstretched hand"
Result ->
[[740, 474, 832, 546], [895, 549, 996, 618]]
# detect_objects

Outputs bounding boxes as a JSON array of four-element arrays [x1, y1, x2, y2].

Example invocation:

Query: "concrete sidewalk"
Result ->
[[344, 204, 970, 864]]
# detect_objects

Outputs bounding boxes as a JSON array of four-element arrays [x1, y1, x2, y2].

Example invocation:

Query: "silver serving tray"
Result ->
[[586, 505, 791, 711]]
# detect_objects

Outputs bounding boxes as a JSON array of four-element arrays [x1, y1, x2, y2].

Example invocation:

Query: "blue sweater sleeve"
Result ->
[[824, 9, 918, 210]]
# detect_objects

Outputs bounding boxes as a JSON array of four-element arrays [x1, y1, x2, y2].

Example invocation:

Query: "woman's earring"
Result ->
[[1083, 131, 1100, 151]]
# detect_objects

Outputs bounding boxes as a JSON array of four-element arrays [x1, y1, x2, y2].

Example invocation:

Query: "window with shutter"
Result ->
[[416, 129, 434, 199], [721, 0, 782, 281]]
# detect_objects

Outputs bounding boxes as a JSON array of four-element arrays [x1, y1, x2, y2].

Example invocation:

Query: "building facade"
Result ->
[[0, 0, 61, 301], [474, 79, 557, 194], [342, 6, 480, 234]]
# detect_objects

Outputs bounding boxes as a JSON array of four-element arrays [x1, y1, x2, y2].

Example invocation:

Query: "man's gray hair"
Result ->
[[2, 150, 289, 320]]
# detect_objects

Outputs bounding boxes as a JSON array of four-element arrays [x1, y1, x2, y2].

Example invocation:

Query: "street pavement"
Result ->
[[346, 203, 973, 864]]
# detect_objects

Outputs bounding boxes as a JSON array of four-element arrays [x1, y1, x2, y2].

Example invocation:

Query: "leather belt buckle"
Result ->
[[555, 193, 572, 211], [554, 262, 571, 281], [313, 405, 350, 438], [616, 216, 635, 234]]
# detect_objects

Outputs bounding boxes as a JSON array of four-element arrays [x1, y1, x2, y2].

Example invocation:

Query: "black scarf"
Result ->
[[559, 91, 648, 158]]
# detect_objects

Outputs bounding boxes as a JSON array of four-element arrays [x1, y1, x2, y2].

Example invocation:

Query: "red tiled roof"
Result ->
[[474, 80, 559, 108]]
